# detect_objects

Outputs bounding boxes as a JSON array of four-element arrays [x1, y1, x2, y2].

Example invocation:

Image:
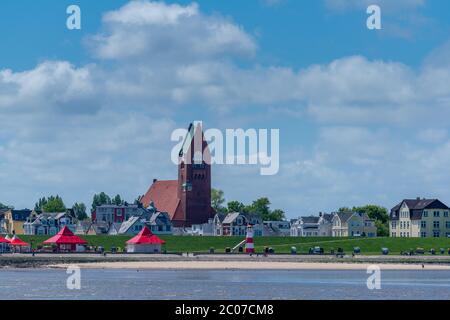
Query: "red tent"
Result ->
[[44, 226, 88, 245], [127, 227, 165, 245], [0, 237, 10, 244], [9, 235, 29, 246]]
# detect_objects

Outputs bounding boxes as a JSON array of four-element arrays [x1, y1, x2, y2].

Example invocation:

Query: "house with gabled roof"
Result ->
[[214, 212, 263, 237], [332, 211, 376, 237], [290, 213, 333, 237], [390, 197, 450, 238]]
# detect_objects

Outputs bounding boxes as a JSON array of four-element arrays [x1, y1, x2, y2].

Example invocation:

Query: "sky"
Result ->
[[1, 0, 450, 218]]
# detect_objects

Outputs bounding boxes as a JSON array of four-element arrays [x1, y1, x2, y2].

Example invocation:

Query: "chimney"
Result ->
[[153, 179, 158, 183]]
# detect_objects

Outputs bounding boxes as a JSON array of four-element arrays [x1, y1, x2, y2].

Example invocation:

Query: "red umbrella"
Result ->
[[43, 226, 87, 245], [127, 226, 165, 245], [0, 237, 9, 244]]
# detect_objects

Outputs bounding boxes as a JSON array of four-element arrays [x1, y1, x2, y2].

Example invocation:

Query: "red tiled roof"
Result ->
[[140, 180, 180, 220]]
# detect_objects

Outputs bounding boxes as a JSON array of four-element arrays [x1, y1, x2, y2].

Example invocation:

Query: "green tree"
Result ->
[[34, 197, 48, 211], [211, 189, 226, 212], [248, 197, 271, 218], [72, 202, 88, 221], [227, 201, 245, 213], [112, 194, 124, 206], [41, 195, 66, 213], [269, 209, 286, 221], [353, 205, 389, 237], [91, 192, 112, 210]]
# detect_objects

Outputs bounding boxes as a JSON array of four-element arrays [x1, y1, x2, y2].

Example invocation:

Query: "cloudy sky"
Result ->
[[1, 0, 450, 217]]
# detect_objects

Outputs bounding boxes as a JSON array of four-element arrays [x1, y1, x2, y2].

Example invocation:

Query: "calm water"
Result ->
[[0, 268, 449, 300]]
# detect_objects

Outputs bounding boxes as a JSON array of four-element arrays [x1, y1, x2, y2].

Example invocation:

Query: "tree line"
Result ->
[[211, 189, 286, 221]]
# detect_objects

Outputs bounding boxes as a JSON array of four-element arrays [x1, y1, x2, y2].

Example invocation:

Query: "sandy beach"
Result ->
[[52, 260, 450, 270]]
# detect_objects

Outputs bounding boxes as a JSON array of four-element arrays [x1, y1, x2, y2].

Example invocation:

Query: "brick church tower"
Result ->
[[140, 122, 215, 227], [177, 122, 214, 226]]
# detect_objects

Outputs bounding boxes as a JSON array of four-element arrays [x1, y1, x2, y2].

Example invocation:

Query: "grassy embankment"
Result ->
[[18, 235, 450, 255]]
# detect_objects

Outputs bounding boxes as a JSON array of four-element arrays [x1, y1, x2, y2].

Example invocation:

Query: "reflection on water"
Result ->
[[0, 268, 449, 300]]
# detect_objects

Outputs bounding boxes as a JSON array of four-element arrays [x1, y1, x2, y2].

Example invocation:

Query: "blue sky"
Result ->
[[1, 0, 450, 217]]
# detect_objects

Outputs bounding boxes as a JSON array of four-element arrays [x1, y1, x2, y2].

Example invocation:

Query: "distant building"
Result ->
[[214, 212, 263, 237], [118, 212, 172, 236], [23, 211, 76, 235], [92, 204, 149, 224], [3, 209, 32, 235], [0, 209, 8, 234], [390, 198, 450, 238], [140, 123, 216, 227], [77, 201, 172, 236], [262, 221, 291, 237], [290, 213, 333, 237], [190, 218, 215, 236], [331, 212, 377, 237]]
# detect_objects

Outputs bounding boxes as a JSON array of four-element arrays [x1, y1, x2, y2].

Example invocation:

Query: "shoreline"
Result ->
[[50, 260, 450, 270], [1, 253, 450, 269]]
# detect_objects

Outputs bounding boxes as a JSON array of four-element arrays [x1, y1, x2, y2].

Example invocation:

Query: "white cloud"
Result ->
[[1, 0, 450, 216], [90, 0, 256, 61]]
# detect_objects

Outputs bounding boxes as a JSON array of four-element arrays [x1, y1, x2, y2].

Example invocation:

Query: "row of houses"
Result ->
[[3, 196, 450, 238], [185, 211, 376, 238], [290, 212, 377, 237], [0, 202, 173, 237]]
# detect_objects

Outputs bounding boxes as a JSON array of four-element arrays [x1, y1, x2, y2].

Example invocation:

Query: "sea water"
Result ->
[[0, 269, 449, 300]]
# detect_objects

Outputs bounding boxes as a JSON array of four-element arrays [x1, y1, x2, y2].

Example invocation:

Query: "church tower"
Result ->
[[177, 122, 214, 226]]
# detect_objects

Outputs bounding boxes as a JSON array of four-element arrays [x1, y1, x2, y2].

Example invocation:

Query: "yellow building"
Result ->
[[390, 198, 450, 238], [3, 209, 32, 235]]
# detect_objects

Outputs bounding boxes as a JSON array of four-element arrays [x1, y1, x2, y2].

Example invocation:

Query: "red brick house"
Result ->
[[140, 123, 215, 227]]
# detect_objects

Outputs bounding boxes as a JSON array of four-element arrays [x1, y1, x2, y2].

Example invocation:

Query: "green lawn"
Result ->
[[18, 235, 450, 255]]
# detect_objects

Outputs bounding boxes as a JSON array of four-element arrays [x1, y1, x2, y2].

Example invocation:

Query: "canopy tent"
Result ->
[[0, 236, 9, 253], [43, 226, 88, 252], [0, 236, 9, 244], [9, 235, 30, 253], [126, 227, 165, 253], [9, 235, 29, 246]]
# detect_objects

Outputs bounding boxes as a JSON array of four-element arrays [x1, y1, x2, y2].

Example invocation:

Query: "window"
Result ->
[[446, 221, 450, 229], [433, 231, 440, 238], [445, 211, 449, 217], [391, 222, 397, 228], [421, 232, 427, 238], [433, 221, 440, 229], [423, 211, 428, 217], [421, 221, 426, 228], [434, 211, 440, 217]]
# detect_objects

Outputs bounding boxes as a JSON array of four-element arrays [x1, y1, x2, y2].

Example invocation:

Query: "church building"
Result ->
[[140, 123, 215, 227]]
